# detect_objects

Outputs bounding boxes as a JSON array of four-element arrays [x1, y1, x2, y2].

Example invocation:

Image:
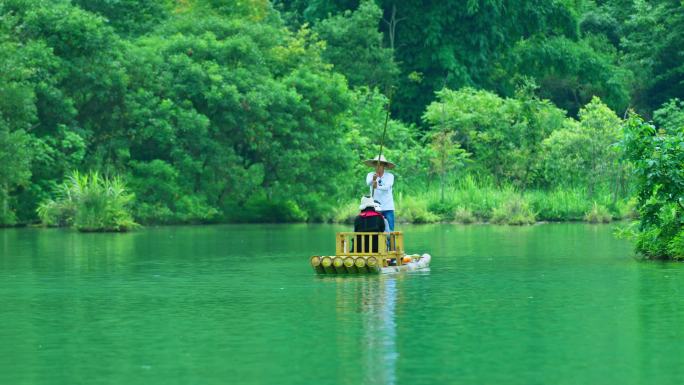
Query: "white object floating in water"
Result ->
[[380, 254, 431, 274]]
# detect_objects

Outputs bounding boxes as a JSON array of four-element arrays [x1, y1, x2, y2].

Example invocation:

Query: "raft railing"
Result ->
[[335, 232, 404, 262]]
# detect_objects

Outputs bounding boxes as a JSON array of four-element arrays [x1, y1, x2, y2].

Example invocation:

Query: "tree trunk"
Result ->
[[440, 172, 445, 203], [383, 4, 404, 52], [612, 162, 620, 205]]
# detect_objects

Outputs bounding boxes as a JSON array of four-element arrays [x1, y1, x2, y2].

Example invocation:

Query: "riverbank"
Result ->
[[6, 188, 635, 230], [333, 184, 635, 226]]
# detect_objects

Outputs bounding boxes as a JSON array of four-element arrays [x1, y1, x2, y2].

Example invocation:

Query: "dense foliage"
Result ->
[[0, 0, 681, 259], [621, 104, 684, 260], [277, 0, 678, 122]]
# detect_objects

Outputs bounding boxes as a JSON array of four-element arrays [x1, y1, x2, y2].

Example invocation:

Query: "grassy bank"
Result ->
[[332, 177, 636, 225], [31, 174, 635, 229]]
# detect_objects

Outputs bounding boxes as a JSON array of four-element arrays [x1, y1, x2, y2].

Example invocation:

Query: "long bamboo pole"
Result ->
[[371, 88, 394, 198]]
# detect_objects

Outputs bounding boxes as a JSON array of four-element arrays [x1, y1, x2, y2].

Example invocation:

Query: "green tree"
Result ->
[[653, 99, 684, 134], [0, 124, 32, 225], [541, 97, 627, 198], [0, 12, 39, 224], [379, 0, 578, 123], [1, 0, 120, 221], [504, 36, 632, 116], [73, 0, 173, 36], [276, 0, 579, 124], [122, 11, 356, 222], [340, 87, 426, 197], [427, 130, 469, 202], [577, 97, 625, 197], [424, 87, 566, 189], [314, 0, 398, 89], [621, 111, 684, 259], [622, 0, 684, 114]]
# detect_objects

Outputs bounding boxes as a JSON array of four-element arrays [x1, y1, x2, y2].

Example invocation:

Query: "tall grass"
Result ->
[[331, 175, 632, 225], [584, 202, 612, 223], [37, 171, 137, 232], [453, 206, 476, 224], [491, 195, 536, 225], [527, 189, 590, 221], [396, 195, 440, 223], [331, 200, 360, 224]]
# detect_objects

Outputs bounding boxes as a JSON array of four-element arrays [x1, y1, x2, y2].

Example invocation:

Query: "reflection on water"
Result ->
[[330, 271, 431, 385], [371, 278, 398, 385], [330, 275, 400, 385], [362, 276, 398, 385]]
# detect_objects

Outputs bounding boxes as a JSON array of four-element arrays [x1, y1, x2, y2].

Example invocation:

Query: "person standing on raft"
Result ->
[[365, 155, 396, 231]]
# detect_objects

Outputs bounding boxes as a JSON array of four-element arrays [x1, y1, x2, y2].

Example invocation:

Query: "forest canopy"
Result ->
[[0, 0, 682, 257]]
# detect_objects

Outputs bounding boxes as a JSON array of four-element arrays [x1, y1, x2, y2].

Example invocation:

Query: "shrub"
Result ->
[[621, 113, 683, 260], [453, 206, 476, 224], [427, 200, 456, 220], [331, 201, 359, 224], [584, 202, 612, 223], [37, 171, 137, 232], [528, 188, 590, 221], [668, 231, 684, 260], [36, 181, 77, 227], [613, 197, 638, 220], [226, 196, 308, 223], [174, 196, 220, 224], [397, 196, 440, 223], [491, 195, 536, 225], [666, 230, 684, 260]]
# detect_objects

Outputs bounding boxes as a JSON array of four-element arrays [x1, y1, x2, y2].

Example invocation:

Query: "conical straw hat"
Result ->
[[363, 154, 396, 169]]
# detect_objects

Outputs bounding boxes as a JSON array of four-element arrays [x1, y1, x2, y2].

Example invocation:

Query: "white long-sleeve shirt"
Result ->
[[366, 172, 395, 211]]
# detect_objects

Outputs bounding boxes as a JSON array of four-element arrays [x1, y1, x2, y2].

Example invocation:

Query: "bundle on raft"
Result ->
[[310, 232, 431, 274]]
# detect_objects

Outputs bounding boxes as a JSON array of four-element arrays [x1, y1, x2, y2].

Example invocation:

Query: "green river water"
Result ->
[[1, 224, 683, 385]]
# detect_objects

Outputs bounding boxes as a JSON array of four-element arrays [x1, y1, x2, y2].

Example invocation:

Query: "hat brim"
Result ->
[[363, 159, 396, 169], [359, 203, 381, 210]]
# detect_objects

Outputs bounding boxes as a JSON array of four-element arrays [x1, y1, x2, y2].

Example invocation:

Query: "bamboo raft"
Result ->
[[310, 232, 431, 274]]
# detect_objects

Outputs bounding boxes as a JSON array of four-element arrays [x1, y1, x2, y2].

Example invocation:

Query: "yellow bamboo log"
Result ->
[[366, 256, 380, 273], [355, 256, 368, 273], [310, 256, 325, 274], [333, 257, 346, 274], [344, 257, 357, 274], [321, 256, 335, 274]]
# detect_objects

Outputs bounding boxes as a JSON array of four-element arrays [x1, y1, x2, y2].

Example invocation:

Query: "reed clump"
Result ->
[[491, 195, 537, 225], [584, 202, 612, 223], [37, 171, 137, 232], [453, 206, 476, 224], [396, 195, 440, 223]]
